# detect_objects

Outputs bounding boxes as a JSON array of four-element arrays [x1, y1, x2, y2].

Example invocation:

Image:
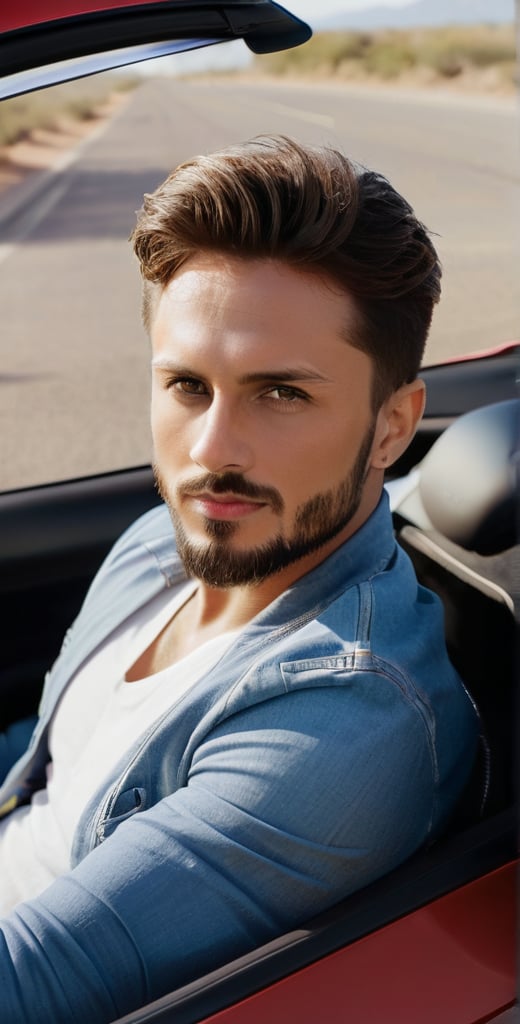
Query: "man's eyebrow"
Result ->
[[151, 359, 331, 385], [151, 359, 199, 375], [237, 368, 331, 385]]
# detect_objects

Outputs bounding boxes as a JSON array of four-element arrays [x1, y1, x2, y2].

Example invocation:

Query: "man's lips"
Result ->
[[188, 492, 267, 521]]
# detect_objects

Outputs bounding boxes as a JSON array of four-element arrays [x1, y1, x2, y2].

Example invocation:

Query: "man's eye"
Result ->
[[169, 378, 207, 396], [265, 386, 306, 403]]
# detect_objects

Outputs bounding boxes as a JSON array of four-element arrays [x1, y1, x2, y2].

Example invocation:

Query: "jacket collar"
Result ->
[[250, 491, 395, 629], [50, 492, 395, 693]]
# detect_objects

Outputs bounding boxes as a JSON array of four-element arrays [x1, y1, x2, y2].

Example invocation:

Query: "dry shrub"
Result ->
[[254, 23, 515, 84], [0, 74, 138, 148]]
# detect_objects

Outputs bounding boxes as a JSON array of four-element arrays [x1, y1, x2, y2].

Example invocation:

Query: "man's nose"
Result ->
[[189, 398, 253, 473]]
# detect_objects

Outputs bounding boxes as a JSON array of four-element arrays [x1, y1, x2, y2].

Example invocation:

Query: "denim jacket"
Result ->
[[0, 495, 478, 1024]]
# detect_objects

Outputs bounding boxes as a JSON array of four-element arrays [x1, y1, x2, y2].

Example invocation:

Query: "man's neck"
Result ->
[[129, 485, 383, 679]]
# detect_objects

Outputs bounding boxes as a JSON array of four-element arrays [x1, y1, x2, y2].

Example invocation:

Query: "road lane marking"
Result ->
[[0, 180, 70, 265], [193, 89, 335, 129], [257, 100, 334, 128], [0, 99, 127, 266]]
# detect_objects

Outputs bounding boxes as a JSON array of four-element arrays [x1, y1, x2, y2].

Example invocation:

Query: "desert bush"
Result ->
[[364, 33, 416, 78], [254, 23, 515, 83], [257, 31, 373, 75], [0, 74, 138, 149], [415, 25, 515, 78], [0, 95, 56, 146]]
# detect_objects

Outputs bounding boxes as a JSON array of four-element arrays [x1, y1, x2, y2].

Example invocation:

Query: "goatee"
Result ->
[[154, 421, 375, 588]]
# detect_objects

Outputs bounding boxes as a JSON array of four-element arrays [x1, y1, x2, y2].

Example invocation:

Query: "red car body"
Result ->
[[202, 866, 515, 1024], [1, 0, 152, 34]]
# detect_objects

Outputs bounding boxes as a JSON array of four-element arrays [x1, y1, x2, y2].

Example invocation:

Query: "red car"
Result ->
[[0, 4, 517, 1022]]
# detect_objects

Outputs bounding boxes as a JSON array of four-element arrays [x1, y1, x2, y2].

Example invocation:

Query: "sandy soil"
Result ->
[[0, 92, 128, 197]]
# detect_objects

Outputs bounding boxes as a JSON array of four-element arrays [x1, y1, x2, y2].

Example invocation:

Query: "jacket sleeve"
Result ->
[[0, 677, 443, 1023]]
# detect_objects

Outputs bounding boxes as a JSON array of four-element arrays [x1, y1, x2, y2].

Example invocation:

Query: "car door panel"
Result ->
[[0, 467, 160, 726]]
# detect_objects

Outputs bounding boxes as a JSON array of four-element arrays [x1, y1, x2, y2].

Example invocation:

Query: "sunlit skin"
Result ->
[[131, 255, 424, 676]]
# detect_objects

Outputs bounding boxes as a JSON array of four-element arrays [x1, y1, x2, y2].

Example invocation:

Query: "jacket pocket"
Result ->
[[98, 786, 147, 841]]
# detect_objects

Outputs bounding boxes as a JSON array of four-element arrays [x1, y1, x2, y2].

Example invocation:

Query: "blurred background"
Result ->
[[0, 0, 517, 489]]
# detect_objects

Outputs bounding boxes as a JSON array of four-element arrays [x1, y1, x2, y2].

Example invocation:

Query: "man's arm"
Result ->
[[0, 678, 442, 1023]]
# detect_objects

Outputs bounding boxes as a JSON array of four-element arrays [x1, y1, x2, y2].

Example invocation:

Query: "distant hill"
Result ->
[[317, 0, 515, 30]]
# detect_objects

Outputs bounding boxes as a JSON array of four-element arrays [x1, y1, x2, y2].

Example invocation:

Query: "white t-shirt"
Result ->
[[0, 582, 239, 916]]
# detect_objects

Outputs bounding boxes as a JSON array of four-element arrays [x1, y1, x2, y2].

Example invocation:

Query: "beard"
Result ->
[[154, 421, 376, 588]]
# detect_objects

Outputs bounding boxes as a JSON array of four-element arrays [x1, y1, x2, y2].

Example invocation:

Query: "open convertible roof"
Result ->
[[0, 0, 311, 98]]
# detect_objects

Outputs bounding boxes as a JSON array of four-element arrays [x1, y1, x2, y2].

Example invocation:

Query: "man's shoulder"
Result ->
[[90, 503, 183, 598], [109, 503, 176, 564], [120, 502, 173, 546]]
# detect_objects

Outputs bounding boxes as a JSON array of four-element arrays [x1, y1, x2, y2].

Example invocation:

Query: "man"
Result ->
[[0, 136, 477, 1022]]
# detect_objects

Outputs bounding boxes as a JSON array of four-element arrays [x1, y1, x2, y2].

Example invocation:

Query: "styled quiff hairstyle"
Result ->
[[132, 135, 441, 409]]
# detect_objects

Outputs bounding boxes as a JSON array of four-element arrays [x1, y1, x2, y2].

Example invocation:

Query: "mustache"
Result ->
[[176, 471, 284, 515]]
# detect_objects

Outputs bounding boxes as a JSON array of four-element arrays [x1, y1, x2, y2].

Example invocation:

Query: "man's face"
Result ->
[[151, 255, 380, 589]]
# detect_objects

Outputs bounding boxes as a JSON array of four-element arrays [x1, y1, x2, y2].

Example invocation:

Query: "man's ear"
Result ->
[[370, 379, 426, 470]]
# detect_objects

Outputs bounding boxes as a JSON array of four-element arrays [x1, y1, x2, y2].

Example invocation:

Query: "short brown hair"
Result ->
[[132, 135, 441, 408]]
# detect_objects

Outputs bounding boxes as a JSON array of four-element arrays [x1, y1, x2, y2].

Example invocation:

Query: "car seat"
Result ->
[[393, 398, 519, 821]]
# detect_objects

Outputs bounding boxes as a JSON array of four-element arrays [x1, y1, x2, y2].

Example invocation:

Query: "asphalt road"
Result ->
[[1, 77, 518, 489]]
